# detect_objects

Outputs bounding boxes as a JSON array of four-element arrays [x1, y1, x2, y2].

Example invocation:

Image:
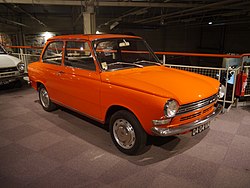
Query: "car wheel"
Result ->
[[110, 110, 147, 155], [38, 85, 57, 112]]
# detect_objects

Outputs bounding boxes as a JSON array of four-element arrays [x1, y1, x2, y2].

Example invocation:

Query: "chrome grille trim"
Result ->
[[0, 72, 16, 78], [177, 94, 217, 115], [179, 106, 213, 121], [180, 112, 201, 121], [203, 106, 213, 114], [0, 67, 17, 73]]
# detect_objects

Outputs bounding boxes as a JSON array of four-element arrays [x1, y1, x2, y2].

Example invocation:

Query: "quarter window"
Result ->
[[42, 41, 63, 65], [65, 41, 95, 71]]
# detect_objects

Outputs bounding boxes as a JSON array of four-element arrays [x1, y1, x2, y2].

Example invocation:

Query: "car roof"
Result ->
[[48, 34, 142, 42]]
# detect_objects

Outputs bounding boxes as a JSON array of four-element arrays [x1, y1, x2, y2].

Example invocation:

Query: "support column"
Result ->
[[83, 6, 96, 34]]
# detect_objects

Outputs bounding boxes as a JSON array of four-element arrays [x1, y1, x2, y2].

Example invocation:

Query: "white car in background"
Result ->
[[0, 44, 26, 87]]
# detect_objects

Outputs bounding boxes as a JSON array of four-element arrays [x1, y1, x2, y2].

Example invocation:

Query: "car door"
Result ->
[[41, 40, 65, 103], [59, 40, 102, 120]]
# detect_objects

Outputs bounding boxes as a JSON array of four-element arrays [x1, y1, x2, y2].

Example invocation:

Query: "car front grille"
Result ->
[[203, 106, 213, 114], [0, 67, 18, 78], [0, 67, 18, 73], [180, 112, 202, 121], [177, 94, 217, 115], [180, 106, 214, 121], [0, 72, 16, 78]]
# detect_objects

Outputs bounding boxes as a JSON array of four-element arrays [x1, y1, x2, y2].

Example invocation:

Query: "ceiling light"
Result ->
[[208, 22, 213, 25], [160, 18, 164, 25], [42, 31, 54, 42]]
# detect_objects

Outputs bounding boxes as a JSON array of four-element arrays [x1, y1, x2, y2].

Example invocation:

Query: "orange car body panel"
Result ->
[[28, 34, 220, 135]]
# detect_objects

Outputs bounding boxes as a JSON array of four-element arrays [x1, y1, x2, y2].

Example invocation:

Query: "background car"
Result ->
[[0, 44, 26, 87]]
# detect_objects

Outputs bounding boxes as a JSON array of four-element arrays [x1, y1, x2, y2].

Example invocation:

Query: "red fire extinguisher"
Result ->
[[235, 72, 248, 97]]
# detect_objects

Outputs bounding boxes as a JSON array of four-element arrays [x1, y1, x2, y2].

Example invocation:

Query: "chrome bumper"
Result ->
[[151, 104, 222, 136], [0, 73, 28, 85]]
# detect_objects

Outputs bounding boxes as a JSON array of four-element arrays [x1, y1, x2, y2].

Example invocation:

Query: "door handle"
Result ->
[[57, 71, 65, 75]]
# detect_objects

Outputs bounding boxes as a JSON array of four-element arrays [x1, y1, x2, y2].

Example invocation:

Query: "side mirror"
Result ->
[[8, 51, 12, 55]]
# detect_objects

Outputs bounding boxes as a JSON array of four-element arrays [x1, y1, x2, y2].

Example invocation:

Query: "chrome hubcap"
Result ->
[[40, 88, 49, 108], [113, 119, 136, 149]]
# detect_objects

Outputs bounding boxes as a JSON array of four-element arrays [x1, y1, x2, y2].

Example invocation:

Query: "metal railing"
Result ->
[[13, 51, 40, 73], [5, 45, 43, 73], [164, 64, 241, 112], [156, 52, 250, 111], [3, 45, 250, 111]]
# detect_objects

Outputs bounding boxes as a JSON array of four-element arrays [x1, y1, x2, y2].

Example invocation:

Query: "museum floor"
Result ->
[[0, 84, 250, 188]]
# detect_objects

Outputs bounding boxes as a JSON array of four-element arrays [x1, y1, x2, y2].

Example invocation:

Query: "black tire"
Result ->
[[109, 110, 147, 155], [38, 85, 57, 112]]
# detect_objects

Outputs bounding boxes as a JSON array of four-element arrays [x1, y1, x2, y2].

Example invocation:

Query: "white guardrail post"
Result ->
[[163, 55, 166, 65]]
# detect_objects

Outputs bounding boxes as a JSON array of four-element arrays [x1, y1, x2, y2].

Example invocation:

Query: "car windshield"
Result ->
[[93, 38, 161, 71], [0, 45, 6, 54]]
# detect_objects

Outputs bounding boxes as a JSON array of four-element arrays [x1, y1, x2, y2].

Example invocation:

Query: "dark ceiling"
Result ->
[[0, 0, 250, 32]]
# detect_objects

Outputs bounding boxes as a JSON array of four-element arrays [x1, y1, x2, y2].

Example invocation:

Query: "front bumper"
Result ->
[[0, 73, 28, 85], [151, 104, 222, 136]]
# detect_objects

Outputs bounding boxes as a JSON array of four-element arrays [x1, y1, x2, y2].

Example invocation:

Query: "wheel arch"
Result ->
[[35, 81, 45, 91], [105, 105, 137, 127], [37, 82, 43, 90]]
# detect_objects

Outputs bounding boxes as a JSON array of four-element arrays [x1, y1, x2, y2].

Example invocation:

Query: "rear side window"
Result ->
[[42, 41, 63, 65], [65, 41, 96, 71]]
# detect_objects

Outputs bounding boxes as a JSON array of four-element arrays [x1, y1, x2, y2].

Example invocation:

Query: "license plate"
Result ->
[[192, 123, 210, 136], [0, 79, 15, 85], [0, 80, 10, 85]]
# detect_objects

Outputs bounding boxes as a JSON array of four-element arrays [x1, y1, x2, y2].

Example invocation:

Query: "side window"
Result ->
[[42, 41, 63, 65], [65, 41, 96, 71]]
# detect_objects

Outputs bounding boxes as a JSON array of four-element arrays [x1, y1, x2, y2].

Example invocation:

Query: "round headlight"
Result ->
[[164, 99, 179, 118], [218, 84, 225, 99], [17, 62, 25, 73]]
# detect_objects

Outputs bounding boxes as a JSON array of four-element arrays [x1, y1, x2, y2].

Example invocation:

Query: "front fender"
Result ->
[[100, 82, 167, 135]]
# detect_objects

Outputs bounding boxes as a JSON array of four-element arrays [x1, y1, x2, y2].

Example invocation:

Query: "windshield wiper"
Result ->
[[134, 60, 161, 66], [108, 62, 143, 68]]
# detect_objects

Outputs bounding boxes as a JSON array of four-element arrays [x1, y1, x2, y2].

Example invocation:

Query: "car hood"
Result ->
[[0, 54, 21, 68], [101, 66, 219, 105]]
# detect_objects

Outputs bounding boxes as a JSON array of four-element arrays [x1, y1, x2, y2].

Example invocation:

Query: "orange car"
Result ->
[[28, 34, 223, 155]]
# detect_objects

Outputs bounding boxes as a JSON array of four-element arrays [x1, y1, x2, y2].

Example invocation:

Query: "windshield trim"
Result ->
[[0, 45, 7, 54], [91, 37, 161, 72]]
